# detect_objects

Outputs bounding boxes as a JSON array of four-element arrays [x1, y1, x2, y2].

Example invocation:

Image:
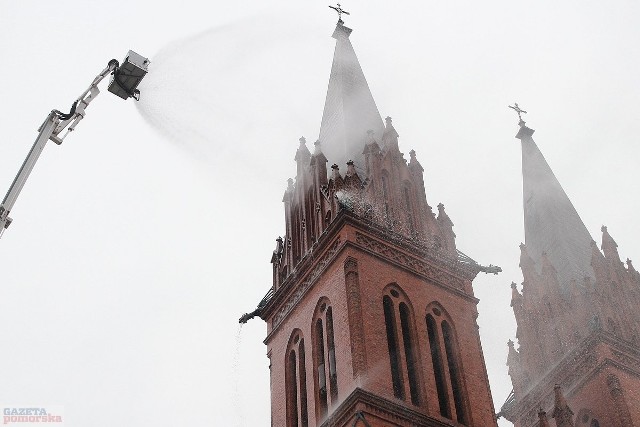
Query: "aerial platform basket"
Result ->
[[108, 50, 149, 100]]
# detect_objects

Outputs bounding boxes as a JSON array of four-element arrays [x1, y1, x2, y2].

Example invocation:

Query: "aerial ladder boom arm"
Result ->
[[0, 52, 148, 238], [0, 113, 59, 233]]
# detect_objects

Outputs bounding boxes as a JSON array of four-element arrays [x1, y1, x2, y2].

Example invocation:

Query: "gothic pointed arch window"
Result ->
[[382, 285, 422, 405], [425, 303, 469, 425], [312, 298, 338, 423], [286, 330, 309, 427], [426, 312, 449, 418]]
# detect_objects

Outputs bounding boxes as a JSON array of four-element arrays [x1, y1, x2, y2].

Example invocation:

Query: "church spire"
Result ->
[[318, 18, 385, 172], [513, 107, 595, 290]]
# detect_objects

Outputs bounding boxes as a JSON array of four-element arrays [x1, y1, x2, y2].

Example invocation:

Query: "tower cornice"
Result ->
[[501, 329, 640, 426], [322, 387, 458, 427], [261, 209, 483, 343]]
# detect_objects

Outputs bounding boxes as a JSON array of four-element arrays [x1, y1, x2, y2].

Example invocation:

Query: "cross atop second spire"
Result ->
[[328, 3, 350, 24], [509, 102, 527, 125]]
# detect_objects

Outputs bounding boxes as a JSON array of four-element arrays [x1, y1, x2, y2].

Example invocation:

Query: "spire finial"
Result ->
[[538, 409, 552, 427], [627, 258, 636, 270], [329, 3, 350, 23], [509, 102, 527, 125], [366, 129, 376, 143]]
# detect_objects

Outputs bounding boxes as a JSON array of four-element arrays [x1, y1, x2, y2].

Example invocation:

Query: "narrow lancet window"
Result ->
[[315, 319, 328, 418], [326, 307, 338, 404], [287, 350, 299, 427], [298, 340, 309, 427], [427, 314, 450, 418], [442, 320, 467, 425], [383, 295, 405, 399], [286, 332, 308, 427], [312, 300, 338, 423], [400, 303, 420, 405]]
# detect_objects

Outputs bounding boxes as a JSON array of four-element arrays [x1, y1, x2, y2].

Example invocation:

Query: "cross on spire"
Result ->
[[509, 103, 527, 123], [329, 3, 350, 23]]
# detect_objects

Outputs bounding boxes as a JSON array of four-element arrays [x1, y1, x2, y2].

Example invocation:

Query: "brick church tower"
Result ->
[[498, 117, 640, 426], [240, 19, 501, 427]]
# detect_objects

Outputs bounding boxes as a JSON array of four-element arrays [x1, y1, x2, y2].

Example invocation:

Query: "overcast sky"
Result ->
[[1, 1, 639, 426]]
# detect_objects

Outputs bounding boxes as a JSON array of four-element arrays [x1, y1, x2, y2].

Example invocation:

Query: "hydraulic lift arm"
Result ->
[[0, 51, 148, 238]]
